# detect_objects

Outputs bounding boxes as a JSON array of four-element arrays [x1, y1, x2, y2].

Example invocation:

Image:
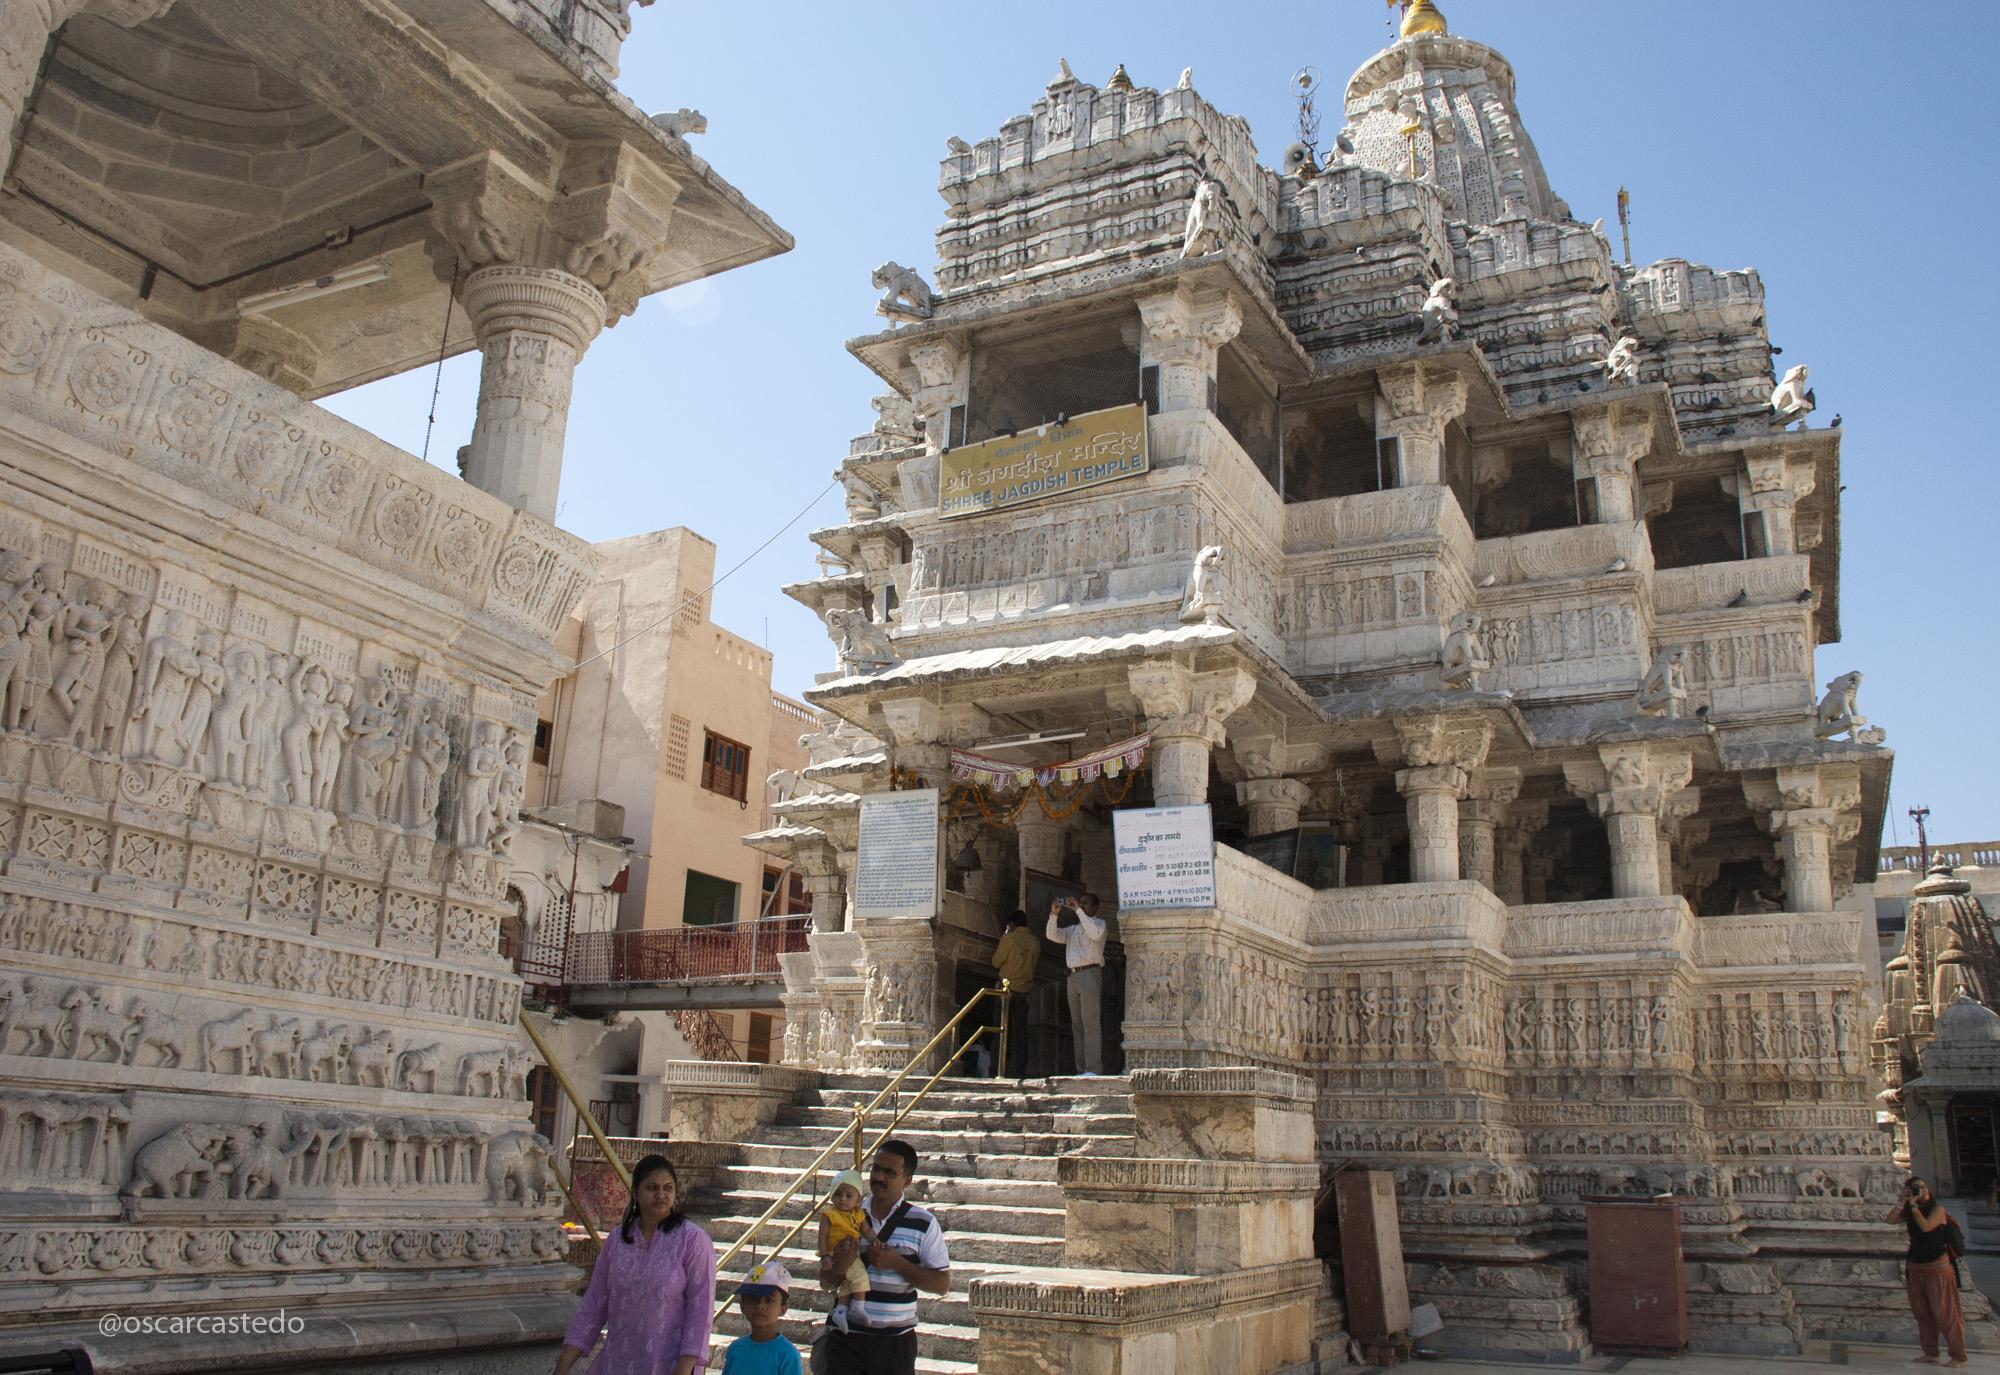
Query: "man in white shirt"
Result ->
[[1046, 893, 1107, 1075]]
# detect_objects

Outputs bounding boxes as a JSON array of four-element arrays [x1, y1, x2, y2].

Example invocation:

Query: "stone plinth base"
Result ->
[[1130, 1067, 1317, 1162], [0, 1295, 579, 1374], [1063, 1156, 1319, 1273], [1404, 1261, 1589, 1362], [663, 1061, 817, 1142], [971, 1260, 1321, 1375]]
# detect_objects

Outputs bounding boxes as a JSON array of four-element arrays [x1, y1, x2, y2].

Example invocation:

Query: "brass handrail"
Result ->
[[710, 982, 1010, 1314]]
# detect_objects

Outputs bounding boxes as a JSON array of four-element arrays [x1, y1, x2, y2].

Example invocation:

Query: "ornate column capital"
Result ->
[[1394, 715, 1491, 773], [1569, 402, 1653, 524], [1563, 743, 1693, 818], [1127, 662, 1254, 747], [1136, 286, 1242, 413]]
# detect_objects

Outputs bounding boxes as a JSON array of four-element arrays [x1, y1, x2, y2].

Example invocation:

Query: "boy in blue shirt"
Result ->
[[724, 1259, 803, 1375]]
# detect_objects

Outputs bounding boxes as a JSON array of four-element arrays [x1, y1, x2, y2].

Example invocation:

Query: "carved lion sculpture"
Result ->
[[1814, 670, 1875, 741], [1178, 545, 1228, 625], [1418, 277, 1457, 342], [484, 1130, 553, 1206], [1440, 610, 1490, 690], [1181, 178, 1222, 258], [871, 262, 935, 323]]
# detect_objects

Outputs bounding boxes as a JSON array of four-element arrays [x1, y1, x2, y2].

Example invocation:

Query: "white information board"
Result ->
[[853, 788, 940, 920], [1112, 804, 1218, 910]]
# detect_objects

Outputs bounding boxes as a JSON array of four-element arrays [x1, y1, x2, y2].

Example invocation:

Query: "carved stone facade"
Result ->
[[0, 0, 784, 1366]]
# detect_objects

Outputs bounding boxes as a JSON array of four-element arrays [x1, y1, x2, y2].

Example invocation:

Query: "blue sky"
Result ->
[[322, 0, 2000, 845]]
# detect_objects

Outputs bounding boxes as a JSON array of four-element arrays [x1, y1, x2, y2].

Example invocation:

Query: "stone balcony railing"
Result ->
[[1881, 842, 2000, 873]]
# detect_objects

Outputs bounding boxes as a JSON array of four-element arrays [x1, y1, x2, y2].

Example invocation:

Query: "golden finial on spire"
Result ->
[[1397, 0, 1448, 39], [1106, 63, 1134, 92]]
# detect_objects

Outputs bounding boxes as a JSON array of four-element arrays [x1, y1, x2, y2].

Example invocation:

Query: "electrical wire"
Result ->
[[420, 257, 460, 464], [571, 478, 840, 671]]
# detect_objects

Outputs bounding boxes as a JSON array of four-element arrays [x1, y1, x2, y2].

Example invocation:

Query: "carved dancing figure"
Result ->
[[1602, 334, 1640, 386], [338, 676, 399, 820], [451, 721, 504, 851], [1179, 544, 1228, 625], [1418, 277, 1457, 342], [313, 680, 353, 811], [1636, 645, 1690, 718], [1181, 177, 1221, 257], [281, 661, 330, 807], [250, 651, 292, 798], [50, 579, 113, 742], [871, 261, 935, 323], [487, 731, 529, 855], [1440, 610, 1490, 690], [1770, 364, 1814, 427], [14, 591, 58, 734], [401, 697, 450, 831]]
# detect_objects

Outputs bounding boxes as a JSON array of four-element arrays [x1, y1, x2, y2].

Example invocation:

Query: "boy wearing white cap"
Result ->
[[723, 1259, 801, 1375]]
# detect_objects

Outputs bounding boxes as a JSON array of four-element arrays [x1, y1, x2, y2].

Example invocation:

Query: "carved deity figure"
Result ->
[[14, 590, 58, 733], [1602, 334, 1640, 385], [133, 612, 199, 763], [209, 646, 262, 787], [90, 595, 145, 754], [279, 661, 332, 807], [1440, 610, 1490, 690], [871, 262, 935, 323], [313, 680, 352, 811], [172, 632, 224, 770], [452, 720, 505, 851], [250, 652, 292, 798], [1814, 670, 1884, 744], [1418, 277, 1457, 342], [1179, 544, 1228, 625], [400, 697, 450, 832], [1636, 645, 1690, 718], [1770, 364, 1814, 427], [1181, 177, 1222, 258], [488, 731, 529, 855], [825, 608, 898, 674]]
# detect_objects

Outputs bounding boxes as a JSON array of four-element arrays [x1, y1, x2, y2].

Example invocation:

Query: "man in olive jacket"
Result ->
[[993, 909, 1039, 1079]]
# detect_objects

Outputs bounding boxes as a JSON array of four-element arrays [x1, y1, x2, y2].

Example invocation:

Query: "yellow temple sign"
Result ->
[[938, 403, 1148, 519]]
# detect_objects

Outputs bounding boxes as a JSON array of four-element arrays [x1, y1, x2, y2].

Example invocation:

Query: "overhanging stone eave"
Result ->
[[844, 255, 1312, 397]]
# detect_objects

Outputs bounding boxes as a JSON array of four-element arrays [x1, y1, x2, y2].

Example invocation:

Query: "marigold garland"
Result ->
[[946, 762, 1143, 827]]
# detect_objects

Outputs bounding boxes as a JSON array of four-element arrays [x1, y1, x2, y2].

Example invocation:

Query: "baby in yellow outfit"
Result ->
[[818, 1169, 873, 1333]]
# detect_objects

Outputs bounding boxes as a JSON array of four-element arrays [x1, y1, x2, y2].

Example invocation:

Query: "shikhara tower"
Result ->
[[729, 4, 1978, 1368]]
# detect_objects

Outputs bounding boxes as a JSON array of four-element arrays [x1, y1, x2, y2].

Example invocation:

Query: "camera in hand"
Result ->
[[1054, 900, 1080, 930]]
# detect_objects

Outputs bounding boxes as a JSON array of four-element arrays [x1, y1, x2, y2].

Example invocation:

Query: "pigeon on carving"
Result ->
[[1476, 573, 1498, 588], [1605, 558, 1628, 574], [1794, 589, 1814, 602], [1727, 589, 1749, 608]]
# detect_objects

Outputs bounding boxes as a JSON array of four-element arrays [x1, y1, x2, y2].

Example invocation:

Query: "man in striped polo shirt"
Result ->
[[820, 1139, 949, 1374]]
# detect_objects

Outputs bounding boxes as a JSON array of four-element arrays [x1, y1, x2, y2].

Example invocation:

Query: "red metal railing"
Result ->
[[564, 916, 811, 986]]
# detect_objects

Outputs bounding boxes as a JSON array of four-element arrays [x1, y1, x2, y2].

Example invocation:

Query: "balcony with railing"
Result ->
[[556, 917, 811, 1012], [1880, 842, 2000, 874]]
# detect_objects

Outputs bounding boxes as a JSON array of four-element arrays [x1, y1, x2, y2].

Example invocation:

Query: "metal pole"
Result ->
[[851, 1104, 866, 1170], [997, 978, 1011, 1080], [519, 1006, 631, 1192]]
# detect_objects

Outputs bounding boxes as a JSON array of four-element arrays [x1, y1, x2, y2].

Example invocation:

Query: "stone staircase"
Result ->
[[693, 1073, 1137, 1373]]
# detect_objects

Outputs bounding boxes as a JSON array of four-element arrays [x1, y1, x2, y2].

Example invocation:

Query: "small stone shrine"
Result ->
[[741, 2, 1979, 1363], [0, 0, 785, 1368]]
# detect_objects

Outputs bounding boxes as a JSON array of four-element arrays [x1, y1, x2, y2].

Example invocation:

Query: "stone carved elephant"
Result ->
[[123, 1124, 229, 1203], [484, 1130, 552, 1206]]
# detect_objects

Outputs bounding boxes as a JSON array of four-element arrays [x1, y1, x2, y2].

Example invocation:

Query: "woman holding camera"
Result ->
[[1890, 1176, 1967, 1366]]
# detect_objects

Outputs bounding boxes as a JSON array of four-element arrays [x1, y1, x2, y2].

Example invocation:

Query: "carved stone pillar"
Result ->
[[1392, 717, 1491, 884], [1744, 765, 1862, 914], [1496, 799, 1548, 905], [1570, 403, 1653, 525], [2, 1, 176, 160], [1136, 287, 1243, 415], [457, 266, 605, 520], [1017, 816, 1065, 897], [1376, 363, 1469, 487], [428, 147, 680, 520], [802, 862, 847, 936], [1127, 661, 1256, 810], [1563, 744, 1694, 899], [1458, 768, 1521, 893], [1240, 776, 1312, 837], [1656, 789, 1701, 900], [1738, 445, 1816, 557]]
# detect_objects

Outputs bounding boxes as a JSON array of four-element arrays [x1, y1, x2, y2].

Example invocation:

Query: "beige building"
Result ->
[[530, 525, 810, 1059]]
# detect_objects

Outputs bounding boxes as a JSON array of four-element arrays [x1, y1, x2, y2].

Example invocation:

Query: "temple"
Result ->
[[723, 3, 1979, 1367]]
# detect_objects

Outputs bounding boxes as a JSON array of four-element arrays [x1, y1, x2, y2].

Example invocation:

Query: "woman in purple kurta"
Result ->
[[556, 1155, 716, 1375]]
